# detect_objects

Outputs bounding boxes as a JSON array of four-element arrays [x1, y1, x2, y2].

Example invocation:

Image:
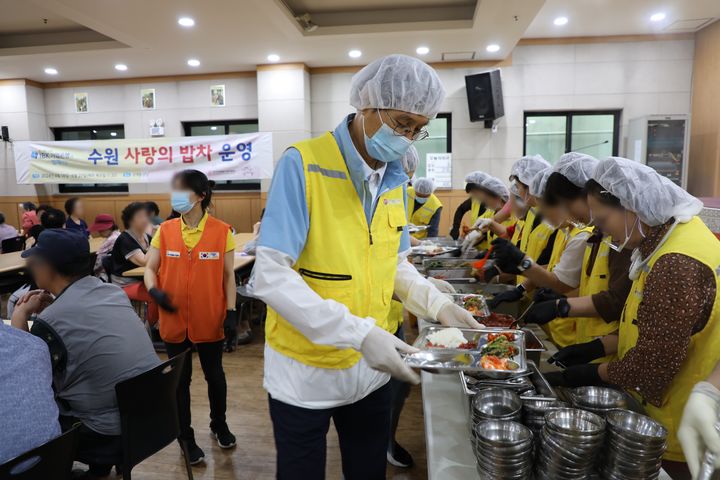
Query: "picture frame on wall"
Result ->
[[74, 92, 88, 113], [141, 88, 156, 109], [211, 84, 225, 107]]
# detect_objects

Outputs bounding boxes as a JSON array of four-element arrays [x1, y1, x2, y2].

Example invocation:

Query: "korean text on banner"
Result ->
[[13, 132, 273, 184]]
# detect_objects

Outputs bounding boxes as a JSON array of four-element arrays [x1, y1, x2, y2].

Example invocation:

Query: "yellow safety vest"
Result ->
[[542, 226, 592, 347], [386, 299, 404, 335], [475, 208, 495, 251], [265, 132, 406, 369], [617, 217, 720, 461], [517, 209, 554, 284], [575, 235, 618, 345], [407, 187, 442, 239], [469, 198, 483, 225]]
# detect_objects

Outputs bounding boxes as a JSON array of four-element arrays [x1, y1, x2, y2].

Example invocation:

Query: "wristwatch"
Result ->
[[517, 257, 533, 272], [557, 298, 571, 318]]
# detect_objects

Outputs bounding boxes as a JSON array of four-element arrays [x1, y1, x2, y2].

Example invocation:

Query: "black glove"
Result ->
[[482, 264, 501, 282], [533, 288, 565, 303], [449, 227, 460, 240], [490, 238, 526, 274], [524, 299, 563, 326], [148, 287, 177, 313], [488, 285, 525, 309], [474, 250, 488, 260], [562, 363, 602, 388], [224, 309, 239, 352], [548, 339, 606, 368]]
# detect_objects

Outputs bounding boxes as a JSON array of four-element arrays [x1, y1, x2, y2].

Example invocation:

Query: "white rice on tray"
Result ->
[[426, 327, 466, 348]]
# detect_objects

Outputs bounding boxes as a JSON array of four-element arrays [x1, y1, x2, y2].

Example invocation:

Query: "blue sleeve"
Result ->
[[257, 148, 309, 262], [398, 184, 411, 252], [427, 207, 442, 238]]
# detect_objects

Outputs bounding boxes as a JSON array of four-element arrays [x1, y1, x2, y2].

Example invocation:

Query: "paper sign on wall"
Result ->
[[13, 133, 273, 184], [425, 153, 452, 189]]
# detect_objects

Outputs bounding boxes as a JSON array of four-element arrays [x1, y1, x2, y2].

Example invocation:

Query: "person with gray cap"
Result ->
[[450, 170, 491, 240], [249, 54, 481, 479], [406, 177, 442, 240], [555, 157, 716, 478], [10, 228, 159, 479]]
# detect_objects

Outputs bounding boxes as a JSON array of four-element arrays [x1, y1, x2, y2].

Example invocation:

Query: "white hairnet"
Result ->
[[464, 171, 489, 186], [529, 167, 552, 198], [554, 152, 599, 188], [350, 54, 446, 118], [480, 176, 510, 201], [400, 145, 419, 176], [413, 177, 435, 195], [592, 157, 703, 226], [511, 155, 551, 186]]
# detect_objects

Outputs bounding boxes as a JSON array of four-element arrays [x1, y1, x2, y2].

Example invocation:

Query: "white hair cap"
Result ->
[[350, 54, 446, 118], [512, 155, 551, 186], [592, 157, 703, 226], [400, 145, 419, 176], [464, 171, 489, 186], [413, 177, 435, 195], [554, 152, 599, 188], [481, 176, 510, 202], [529, 167, 552, 198]]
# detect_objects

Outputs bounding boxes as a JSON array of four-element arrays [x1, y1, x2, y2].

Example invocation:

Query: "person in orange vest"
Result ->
[[144, 169, 238, 466]]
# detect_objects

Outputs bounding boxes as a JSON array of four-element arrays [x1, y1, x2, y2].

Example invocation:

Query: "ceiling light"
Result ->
[[348, 49, 362, 58], [650, 12, 666, 22], [210, 126, 218, 131], [267, 54, 280, 62], [92, 129, 97, 133], [44, 67, 58, 75], [553, 16, 569, 26], [486, 44, 500, 53], [114, 64, 128, 71], [187, 58, 200, 67], [178, 17, 195, 27], [110, 132, 117, 137], [416, 46, 430, 55]]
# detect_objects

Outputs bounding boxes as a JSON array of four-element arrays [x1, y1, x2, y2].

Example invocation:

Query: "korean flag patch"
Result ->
[[199, 251, 220, 260]]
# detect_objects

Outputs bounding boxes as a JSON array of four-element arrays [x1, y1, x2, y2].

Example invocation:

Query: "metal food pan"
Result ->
[[422, 258, 475, 279], [446, 280, 522, 318], [459, 361, 555, 401], [447, 293, 491, 318], [522, 328, 546, 365]]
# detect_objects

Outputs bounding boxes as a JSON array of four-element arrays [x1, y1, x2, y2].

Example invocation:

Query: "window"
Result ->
[[182, 120, 260, 191], [524, 111, 621, 163], [54, 125, 128, 193], [412, 113, 452, 179]]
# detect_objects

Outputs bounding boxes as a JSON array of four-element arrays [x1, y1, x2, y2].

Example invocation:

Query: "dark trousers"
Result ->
[[388, 324, 411, 448], [269, 382, 392, 480], [165, 339, 227, 441], [59, 415, 122, 477]]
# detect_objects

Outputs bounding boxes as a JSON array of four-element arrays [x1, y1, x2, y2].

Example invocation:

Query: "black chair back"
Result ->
[[1, 236, 25, 254], [0, 426, 79, 480], [100, 255, 114, 278], [115, 350, 193, 480]]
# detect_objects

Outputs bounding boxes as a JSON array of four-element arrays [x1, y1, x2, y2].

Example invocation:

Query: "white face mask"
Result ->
[[605, 211, 644, 252]]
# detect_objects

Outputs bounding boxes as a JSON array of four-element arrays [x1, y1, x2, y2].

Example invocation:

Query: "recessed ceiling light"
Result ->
[[178, 17, 195, 27], [650, 12, 666, 22], [92, 129, 98, 133], [210, 126, 218, 131], [348, 49, 362, 58], [110, 132, 117, 137], [553, 16, 569, 26], [44, 67, 58, 75], [416, 46, 430, 55], [114, 64, 128, 71], [187, 58, 200, 67], [486, 44, 500, 53], [267, 54, 280, 62]]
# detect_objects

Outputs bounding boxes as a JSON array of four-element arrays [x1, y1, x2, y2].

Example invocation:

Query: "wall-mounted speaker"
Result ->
[[1, 126, 8, 141], [465, 70, 504, 128]]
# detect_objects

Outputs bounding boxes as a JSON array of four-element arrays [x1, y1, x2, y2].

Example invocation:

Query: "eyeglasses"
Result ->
[[379, 110, 429, 141]]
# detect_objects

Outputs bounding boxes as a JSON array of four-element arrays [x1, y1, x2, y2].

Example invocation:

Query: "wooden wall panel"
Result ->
[[433, 190, 472, 236]]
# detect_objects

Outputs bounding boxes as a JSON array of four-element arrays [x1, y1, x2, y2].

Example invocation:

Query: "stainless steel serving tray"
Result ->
[[446, 280, 523, 318], [407, 224, 429, 234], [404, 326, 527, 378], [447, 293, 491, 318], [460, 360, 556, 401], [422, 258, 474, 279], [409, 245, 460, 257]]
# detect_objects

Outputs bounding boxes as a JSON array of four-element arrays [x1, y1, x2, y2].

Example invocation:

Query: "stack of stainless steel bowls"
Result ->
[[571, 386, 628, 417], [471, 388, 523, 431], [601, 410, 667, 479], [535, 408, 606, 479], [473, 420, 534, 480], [522, 399, 567, 434]]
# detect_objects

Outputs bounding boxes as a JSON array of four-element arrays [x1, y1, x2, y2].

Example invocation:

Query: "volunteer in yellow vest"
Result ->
[[450, 171, 490, 240], [555, 157, 715, 478], [461, 175, 512, 253], [488, 167, 592, 348], [143, 169, 238, 465], [249, 54, 481, 480], [407, 177, 442, 240], [519, 154, 631, 362], [679, 362, 720, 478]]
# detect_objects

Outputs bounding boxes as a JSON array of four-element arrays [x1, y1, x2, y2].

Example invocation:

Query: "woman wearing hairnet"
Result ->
[[555, 157, 719, 479], [464, 175, 515, 247], [406, 177, 442, 240], [249, 54, 481, 480], [450, 171, 490, 240]]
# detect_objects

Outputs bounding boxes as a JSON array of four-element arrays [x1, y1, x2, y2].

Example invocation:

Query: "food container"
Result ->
[[460, 361, 555, 401], [473, 420, 535, 480], [601, 410, 667, 480], [570, 386, 629, 418], [405, 326, 526, 378], [448, 293, 491, 318], [521, 328, 546, 365], [422, 258, 474, 279], [447, 280, 523, 318]]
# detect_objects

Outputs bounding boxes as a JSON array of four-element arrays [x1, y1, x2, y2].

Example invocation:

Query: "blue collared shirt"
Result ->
[[259, 114, 411, 261]]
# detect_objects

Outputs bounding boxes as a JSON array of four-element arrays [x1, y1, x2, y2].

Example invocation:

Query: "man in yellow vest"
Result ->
[[407, 177, 442, 240], [250, 54, 481, 480], [557, 157, 716, 478]]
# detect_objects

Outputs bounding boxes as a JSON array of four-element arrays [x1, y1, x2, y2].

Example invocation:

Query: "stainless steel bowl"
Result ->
[[472, 388, 523, 418], [473, 420, 534, 480], [606, 409, 668, 441], [545, 408, 606, 435], [571, 386, 628, 412]]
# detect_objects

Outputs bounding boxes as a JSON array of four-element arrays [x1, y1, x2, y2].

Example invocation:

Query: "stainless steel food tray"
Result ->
[[409, 245, 459, 257], [447, 293, 490, 318], [422, 258, 474, 279], [407, 224, 429, 234], [459, 360, 556, 401], [404, 326, 527, 378]]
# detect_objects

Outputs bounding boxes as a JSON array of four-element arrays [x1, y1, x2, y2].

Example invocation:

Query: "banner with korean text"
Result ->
[[14, 132, 273, 184]]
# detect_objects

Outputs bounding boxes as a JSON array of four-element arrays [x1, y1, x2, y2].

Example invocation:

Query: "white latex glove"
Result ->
[[678, 382, 720, 478], [360, 326, 421, 385], [427, 277, 456, 294], [472, 218, 493, 231], [461, 230, 482, 253], [436, 303, 484, 329]]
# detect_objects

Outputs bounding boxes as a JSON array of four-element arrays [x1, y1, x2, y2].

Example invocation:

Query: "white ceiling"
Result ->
[[0, 0, 718, 82]]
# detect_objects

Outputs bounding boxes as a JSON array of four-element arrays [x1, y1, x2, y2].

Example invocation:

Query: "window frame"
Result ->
[[53, 125, 129, 193], [523, 110, 621, 158]]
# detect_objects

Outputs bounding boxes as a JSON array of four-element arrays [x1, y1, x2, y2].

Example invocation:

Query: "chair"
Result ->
[[1, 236, 25, 253], [115, 350, 193, 480], [0, 426, 79, 479]]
